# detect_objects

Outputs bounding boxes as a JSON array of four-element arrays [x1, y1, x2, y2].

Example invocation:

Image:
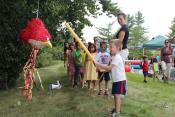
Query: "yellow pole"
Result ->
[[36, 69, 44, 90], [65, 22, 94, 62]]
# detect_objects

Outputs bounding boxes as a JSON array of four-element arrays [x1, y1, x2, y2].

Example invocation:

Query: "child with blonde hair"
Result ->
[[95, 39, 126, 117]]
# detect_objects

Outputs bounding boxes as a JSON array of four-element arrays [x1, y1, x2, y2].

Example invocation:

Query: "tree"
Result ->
[[134, 11, 144, 26], [0, 0, 32, 89], [167, 17, 175, 39], [129, 11, 148, 47], [96, 23, 113, 42], [0, 0, 119, 89], [99, 0, 120, 16], [127, 14, 135, 31], [129, 26, 147, 46]]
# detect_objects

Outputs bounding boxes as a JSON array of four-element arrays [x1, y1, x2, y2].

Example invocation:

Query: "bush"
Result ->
[[36, 45, 64, 68], [129, 49, 154, 60], [37, 50, 53, 68], [129, 49, 143, 60], [0, 1, 36, 89], [47, 46, 64, 60]]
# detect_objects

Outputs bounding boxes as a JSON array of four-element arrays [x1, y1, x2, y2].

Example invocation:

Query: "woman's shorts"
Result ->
[[119, 49, 129, 61]]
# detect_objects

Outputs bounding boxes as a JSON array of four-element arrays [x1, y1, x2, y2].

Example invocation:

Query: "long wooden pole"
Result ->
[[65, 22, 94, 61]]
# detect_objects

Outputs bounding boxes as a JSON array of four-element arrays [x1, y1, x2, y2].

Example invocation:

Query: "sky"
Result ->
[[82, 0, 175, 42]]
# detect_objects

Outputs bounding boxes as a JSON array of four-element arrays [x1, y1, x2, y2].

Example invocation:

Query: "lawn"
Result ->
[[0, 61, 175, 117]]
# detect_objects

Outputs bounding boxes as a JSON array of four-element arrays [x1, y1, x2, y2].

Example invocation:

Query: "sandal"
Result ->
[[98, 90, 103, 95], [104, 90, 109, 96]]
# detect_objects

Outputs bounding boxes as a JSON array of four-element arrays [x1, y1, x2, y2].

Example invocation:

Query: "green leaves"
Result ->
[[167, 17, 175, 39], [99, 0, 120, 16], [127, 14, 135, 30], [96, 23, 113, 43], [0, 0, 119, 89], [0, 0, 33, 88], [128, 11, 148, 47], [134, 11, 145, 26]]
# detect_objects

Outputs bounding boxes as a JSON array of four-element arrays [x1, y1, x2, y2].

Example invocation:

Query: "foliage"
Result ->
[[36, 49, 53, 68], [95, 0, 120, 42], [129, 49, 143, 60], [144, 51, 154, 59], [0, 0, 32, 89], [0, 0, 119, 89], [99, 0, 120, 16], [134, 11, 144, 26], [129, 49, 155, 60], [127, 14, 135, 31], [129, 26, 148, 46], [128, 11, 148, 47], [36, 46, 64, 67], [96, 23, 113, 42], [167, 17, 175, 39]]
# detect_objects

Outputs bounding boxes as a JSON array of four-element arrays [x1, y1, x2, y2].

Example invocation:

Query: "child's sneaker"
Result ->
[[109, 109, 120, 117], [98, 90, 103, 95], [144, 80, 147, 83], [108, 108, 115, 115], [111, 112, 120, 117]]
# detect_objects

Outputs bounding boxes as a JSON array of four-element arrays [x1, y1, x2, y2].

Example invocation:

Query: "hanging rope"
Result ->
[[36, 0, 40, 18]]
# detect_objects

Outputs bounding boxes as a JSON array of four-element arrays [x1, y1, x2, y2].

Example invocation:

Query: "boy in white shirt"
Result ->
[[95, 39, 126, 117]]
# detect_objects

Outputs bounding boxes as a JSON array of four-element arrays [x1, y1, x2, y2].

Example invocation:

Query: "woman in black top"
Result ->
[[116, 13, 129, 60]]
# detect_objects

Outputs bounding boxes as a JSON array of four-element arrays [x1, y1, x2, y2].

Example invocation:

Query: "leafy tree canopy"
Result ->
[[128, 11, 148, 47], [167, 17, 175, 39], [0, 0, 119, 88]]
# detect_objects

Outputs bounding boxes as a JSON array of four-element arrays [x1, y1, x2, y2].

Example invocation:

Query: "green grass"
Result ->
[[0, 61, 175, 117]]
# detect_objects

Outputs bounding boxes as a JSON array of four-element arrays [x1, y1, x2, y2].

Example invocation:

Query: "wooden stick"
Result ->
[[65, 22, 94, 62]]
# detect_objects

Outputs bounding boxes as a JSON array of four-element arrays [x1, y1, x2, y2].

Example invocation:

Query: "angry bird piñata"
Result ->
[[20, 18, 52, 101]]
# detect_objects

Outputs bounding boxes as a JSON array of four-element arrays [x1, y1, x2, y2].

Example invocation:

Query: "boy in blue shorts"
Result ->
[[96, 42, 111, 95], [96, 39, 126, 117]]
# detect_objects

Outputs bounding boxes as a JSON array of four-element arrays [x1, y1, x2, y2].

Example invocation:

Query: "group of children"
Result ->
[[65, 42, 85, 88], [64, 41, 111, 95], [141, 56, 162, 83], [64, 39, 126, 117]]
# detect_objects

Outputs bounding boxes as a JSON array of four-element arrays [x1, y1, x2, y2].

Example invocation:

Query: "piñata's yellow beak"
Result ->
[[42, 41, 52, 48]]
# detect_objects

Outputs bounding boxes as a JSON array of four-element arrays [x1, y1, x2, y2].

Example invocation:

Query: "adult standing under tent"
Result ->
[[115, 12, 129, 60], [160, 40, 173, 82], [172, 36, 175, 67]]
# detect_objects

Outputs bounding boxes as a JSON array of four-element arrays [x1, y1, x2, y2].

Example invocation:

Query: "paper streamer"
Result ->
[[65, 22, 94, 62]]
